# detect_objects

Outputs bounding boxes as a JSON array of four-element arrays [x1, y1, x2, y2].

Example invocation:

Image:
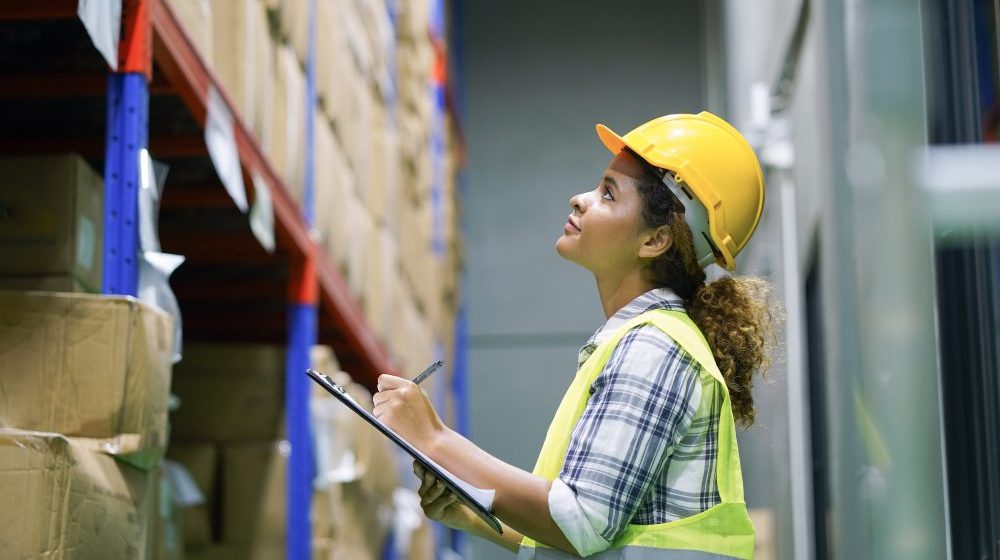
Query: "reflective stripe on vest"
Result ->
[[520, 310, 755, 559]]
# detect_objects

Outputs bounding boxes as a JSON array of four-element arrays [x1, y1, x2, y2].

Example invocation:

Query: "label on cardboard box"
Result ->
[[76, 214, 97, 272]]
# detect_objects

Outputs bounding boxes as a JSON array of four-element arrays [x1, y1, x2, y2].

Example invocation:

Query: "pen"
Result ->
[[412, 360, 443, 385]]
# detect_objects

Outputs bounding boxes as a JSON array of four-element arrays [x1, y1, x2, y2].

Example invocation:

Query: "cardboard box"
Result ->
[[312, 536, 333, 560], [0, 429, 156, 559], [221, 441, 287, 545], [346, 199, 374, 299], [362, 226, 399, 344], [316, 0, 351, 127], [330, 479, 391, 560], [211, 0, 267, 131], [251, 0, 275, 150], [395, 0, 430, 42], [406, 517, 435, 560], [0, 291, 173, 465], [166, 443, 219, 550], [321, 153, 355, 273], [280, 0, 308, 64], [340, 78, 374, 202], [364, 105, 388, 225], [165, 0, 213, 68], [170, 343, 285, 442], [313, 112, 342, 250], [269, 42, 306, 199], [0, 154, 103, 293], [310, 345, 341, 377]]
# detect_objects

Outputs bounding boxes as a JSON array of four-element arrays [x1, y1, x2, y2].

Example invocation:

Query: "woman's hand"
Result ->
[[414, 462, 479, 532], [373, 374, 446, 451]]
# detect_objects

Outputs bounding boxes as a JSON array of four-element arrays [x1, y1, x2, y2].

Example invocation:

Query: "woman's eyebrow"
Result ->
[[603, 175, 619, 190]]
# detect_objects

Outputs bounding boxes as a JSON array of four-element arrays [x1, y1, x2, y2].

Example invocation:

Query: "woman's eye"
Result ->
[[601, 187, 614, 201]]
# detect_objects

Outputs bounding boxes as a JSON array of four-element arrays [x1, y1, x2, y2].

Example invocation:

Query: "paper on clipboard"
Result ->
[[305, 369, 502, 534]]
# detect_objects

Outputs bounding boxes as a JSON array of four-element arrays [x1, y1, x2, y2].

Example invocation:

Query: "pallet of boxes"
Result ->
[[0, 154, 179, 559]]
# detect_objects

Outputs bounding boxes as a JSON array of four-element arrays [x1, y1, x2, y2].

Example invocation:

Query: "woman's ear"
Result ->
[[639, 225, 672, 259]]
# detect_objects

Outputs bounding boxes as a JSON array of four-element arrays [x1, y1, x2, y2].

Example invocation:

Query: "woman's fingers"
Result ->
[[422, 477, 447, 505], [377, 374, 411, 391], [422, 489, 458, 519], [418, 469, 436, 496]]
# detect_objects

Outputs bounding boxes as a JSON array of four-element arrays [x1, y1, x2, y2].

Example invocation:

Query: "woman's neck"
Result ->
[[594, 268, 655, 319]]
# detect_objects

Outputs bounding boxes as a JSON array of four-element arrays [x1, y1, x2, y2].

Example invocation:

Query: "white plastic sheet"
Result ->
[[205, 86, 249, 212], [250, 172, 276, 253], [163, 459, 205, 508], [77, 0, 120, 70], [139, 251, 185, 364]]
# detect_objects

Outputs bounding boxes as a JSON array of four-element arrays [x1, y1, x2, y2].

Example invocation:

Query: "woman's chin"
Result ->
[[555, 236, 576, 261]]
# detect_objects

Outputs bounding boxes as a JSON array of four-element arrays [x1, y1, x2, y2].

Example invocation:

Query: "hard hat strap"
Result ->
[[659, 172, 719, 268]]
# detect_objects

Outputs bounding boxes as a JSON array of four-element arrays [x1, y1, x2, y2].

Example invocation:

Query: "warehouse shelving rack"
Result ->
[[0, 1, 432, 558]]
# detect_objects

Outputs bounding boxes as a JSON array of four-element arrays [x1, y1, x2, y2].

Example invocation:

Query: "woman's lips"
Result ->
[[564, 217, 581, 234]]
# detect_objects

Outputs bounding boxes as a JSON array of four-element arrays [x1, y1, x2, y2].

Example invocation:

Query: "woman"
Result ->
[[374, 112, 776, 559]]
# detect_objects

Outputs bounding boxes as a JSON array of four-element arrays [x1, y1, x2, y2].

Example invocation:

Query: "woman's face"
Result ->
[[556, 151, 651, 276]]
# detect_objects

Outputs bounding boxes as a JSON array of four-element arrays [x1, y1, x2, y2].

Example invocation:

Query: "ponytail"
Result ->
[[687, 276, 775, 427]]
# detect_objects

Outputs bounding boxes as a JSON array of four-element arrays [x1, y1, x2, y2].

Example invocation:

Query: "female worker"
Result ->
[[373, 112, 776, 559]]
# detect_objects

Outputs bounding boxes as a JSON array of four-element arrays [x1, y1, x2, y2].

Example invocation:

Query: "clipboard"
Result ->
[[306, 369, 503, 534]]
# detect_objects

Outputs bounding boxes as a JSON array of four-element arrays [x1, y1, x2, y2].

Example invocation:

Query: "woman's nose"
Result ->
[[570, 192, 586, 213]]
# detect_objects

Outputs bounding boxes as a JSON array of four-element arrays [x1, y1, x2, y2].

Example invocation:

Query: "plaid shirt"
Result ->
[[547, 288, 721, 555]]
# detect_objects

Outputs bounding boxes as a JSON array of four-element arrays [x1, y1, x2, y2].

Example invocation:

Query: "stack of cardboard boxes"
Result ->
[[0, 290, 175, 558], [165, 344, 432, 560], [165, 0, 464, 381], [166, 343, 288, 559], [0, 153, 179, 558]]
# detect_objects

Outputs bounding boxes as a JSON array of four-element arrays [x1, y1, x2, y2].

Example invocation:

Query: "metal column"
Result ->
[[103, 0, 150, 296], [285, 0, 318, 557]]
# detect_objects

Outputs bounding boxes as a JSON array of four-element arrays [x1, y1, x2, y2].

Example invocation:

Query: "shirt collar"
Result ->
[[585, 288, 686, 349]]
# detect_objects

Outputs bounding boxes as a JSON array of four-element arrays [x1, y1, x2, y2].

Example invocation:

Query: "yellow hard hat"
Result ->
[[596, 111, 764, 271]]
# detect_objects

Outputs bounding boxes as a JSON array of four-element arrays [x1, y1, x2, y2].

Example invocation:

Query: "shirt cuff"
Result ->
[[548, 477, 611, 557]]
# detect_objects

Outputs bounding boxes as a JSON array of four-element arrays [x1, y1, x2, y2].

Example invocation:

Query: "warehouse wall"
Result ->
[[457, 2, 708, 558]]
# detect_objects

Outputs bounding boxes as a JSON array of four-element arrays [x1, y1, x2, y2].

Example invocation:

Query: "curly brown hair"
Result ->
[[630, 152, 778, 427]]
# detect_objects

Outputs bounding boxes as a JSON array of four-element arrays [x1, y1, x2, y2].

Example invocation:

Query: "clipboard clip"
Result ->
[[306, 369, 348, 396]]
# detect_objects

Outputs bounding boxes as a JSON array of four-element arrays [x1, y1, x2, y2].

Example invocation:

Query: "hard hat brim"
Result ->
[[595, 124, 628, 156]]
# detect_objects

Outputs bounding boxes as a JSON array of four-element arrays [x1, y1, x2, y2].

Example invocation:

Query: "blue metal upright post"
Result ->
[[103, 0, 151, 296], [102, 73, 146, 296], [285, 280, 317, 560], [286, 0, 318, 558]]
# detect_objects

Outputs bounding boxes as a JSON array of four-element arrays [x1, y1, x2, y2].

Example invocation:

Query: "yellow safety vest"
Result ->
[[519, 310, 755, 559]]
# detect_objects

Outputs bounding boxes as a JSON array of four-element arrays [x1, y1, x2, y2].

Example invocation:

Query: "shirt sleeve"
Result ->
[[548, 324, 702, 556]]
